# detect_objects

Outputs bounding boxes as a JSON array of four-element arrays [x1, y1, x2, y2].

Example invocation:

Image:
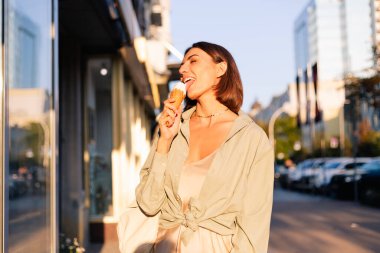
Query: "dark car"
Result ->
[[329, 160, 379, 199], [358, 160, 380, 207], [298, 158, 330, 192]]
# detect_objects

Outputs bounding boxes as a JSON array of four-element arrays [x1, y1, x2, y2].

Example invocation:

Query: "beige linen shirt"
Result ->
[[136, 106, 274, 253]]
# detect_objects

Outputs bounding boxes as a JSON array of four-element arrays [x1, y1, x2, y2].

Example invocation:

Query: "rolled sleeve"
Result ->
[[135, 137, 169, 216], [150, 152, 168, 174]]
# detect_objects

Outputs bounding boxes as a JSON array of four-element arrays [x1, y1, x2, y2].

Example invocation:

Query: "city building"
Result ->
[[253, 83, 298, 124], [0, 0, 178, 252], [294, 0, 376, 154], [248, 100, 263, 119], [350, 0, 380, 134]]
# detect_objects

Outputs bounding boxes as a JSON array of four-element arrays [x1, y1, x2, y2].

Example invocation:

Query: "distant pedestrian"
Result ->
[[136, 41, 274, 252]]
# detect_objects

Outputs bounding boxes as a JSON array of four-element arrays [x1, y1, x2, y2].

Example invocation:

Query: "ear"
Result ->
[[216, 61, 227, 78]]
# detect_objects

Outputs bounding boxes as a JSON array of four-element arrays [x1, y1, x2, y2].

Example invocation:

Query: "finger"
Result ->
[[173, 107, 182, 125], [159, 114, 171, 125], [163, 98, 176, 106], [164, 97, 176, 103], [163, 115, 174, 128], [163, 99, 178, 112], [158, 113, 167, 125], [163, 107, 175, 118]]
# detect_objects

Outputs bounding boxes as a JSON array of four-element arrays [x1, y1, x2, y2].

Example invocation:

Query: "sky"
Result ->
[[170, 0, 309, 111]]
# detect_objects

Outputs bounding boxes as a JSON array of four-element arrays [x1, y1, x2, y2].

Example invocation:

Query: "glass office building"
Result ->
[[294, 0, 375, 152]]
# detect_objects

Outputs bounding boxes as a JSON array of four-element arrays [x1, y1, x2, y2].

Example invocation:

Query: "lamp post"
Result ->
[[269, 102, 291, 147]]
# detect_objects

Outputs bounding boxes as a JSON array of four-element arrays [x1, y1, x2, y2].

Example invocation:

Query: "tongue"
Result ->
[[186, 80, 195, 90]]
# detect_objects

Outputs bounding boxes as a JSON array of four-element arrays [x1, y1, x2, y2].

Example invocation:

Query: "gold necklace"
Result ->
[[194, 108, 229, 118]]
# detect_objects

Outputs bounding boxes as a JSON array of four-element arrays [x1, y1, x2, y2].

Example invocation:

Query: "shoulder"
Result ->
[[238, 113, 268, 140], [245, 120, 266, 137], [236, 113, 272, 153]]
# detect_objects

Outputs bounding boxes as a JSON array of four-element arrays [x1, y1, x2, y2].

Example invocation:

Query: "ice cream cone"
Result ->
[[164, 82, 186, 127], [170, 89, 186, 109], [169, 82, 186, 109]]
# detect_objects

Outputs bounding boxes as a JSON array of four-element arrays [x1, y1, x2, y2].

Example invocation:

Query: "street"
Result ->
[[9, 195, 49, 253], [269, 186, 380, 253]]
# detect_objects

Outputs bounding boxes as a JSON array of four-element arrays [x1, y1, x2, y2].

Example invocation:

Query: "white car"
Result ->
[[287, 159, 314, 189], [300, 157, 332, 191], [314, 157, 371, 192]]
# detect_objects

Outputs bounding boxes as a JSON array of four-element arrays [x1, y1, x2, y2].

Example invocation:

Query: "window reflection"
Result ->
[[6, 1, 52, 253], [86, 59, 113, 218]]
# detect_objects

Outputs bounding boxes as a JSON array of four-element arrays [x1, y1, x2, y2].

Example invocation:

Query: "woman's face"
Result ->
[[179, 47, 220, 100]]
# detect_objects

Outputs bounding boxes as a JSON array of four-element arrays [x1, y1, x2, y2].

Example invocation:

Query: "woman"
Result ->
[[136, 41, 274, 253]]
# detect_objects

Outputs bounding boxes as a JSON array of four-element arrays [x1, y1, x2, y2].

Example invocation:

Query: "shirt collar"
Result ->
[[180, 106, 253, 143]]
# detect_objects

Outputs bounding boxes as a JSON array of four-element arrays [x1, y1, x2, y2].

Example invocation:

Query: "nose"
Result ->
[[179, 62, 188, 75]]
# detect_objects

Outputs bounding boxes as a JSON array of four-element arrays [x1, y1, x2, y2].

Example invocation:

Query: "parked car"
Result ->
[[288, 158, 315, 189], [9, 174, 28, 199], [277, 165, 290, 189], [298, 158, 331, 192], [313, 157, 371, 194], [277, 160, 296, 189], [330, 159, 380, 199], [358, 160, 380, 207]]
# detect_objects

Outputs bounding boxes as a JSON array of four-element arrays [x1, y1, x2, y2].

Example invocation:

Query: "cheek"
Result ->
[[198, 68, 217, 83]]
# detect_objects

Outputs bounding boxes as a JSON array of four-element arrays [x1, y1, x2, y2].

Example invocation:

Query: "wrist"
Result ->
[[157, 137, 172, 154]]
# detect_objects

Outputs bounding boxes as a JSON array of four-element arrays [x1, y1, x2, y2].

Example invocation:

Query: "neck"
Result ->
[[195, 99, 228, 118]]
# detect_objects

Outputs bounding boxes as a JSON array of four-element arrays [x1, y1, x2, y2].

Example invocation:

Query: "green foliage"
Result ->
[[59, 234, 85, 253], [273, 116, 302, 162], [357, 120, 380, 157], [9, 122, 45, 166]]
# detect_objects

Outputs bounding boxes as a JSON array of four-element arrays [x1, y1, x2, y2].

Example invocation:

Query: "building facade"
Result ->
[[0, 0, 175, 252], [294, 0, 375, 154], [253, 83, 298, 124]]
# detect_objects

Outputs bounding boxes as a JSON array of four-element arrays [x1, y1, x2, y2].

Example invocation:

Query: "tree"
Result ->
[[273, 115, 302, 162], [357, 119, 380, 156]]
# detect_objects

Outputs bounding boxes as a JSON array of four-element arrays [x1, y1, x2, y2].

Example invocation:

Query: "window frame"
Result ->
[[2, 0, 59, 251]]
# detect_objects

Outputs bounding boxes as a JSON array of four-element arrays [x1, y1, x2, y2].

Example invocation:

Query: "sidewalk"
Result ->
[[88, 242, 120, 253]]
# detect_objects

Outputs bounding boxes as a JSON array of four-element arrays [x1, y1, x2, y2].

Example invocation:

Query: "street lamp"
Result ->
[[268, 102, 292, 147]]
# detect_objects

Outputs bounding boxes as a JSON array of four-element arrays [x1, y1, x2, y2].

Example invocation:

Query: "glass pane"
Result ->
[[0, 0, 3, 250], [87, 59, 113, 217], [6, 1, 52, 252]]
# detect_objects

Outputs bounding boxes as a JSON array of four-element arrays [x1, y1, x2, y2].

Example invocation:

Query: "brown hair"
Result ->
[[183, 41, 243, 114]]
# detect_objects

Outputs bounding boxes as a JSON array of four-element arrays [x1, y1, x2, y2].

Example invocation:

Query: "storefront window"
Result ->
[[0, 1, 4, 250], [6, 1, 53, 252], [86, 58, 113, 218]]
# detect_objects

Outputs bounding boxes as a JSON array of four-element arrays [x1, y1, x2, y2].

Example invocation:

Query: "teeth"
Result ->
[[184, 77, 195, 83]]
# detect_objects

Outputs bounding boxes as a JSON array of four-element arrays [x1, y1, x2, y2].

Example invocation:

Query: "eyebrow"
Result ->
[[180, 54, 199, 66]]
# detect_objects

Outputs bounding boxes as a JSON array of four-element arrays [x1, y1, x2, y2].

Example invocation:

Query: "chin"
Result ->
[[186, 91, 197, 100]]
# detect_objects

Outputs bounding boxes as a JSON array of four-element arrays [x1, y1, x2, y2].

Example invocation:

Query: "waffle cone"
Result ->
[[170, 89, 186, 109]]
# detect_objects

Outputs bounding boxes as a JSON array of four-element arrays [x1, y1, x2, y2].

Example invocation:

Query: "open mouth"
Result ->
[[183, 77, 195, 89], [183, 77, 195, 83]]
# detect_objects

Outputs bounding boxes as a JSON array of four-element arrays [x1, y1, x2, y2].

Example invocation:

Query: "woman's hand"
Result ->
[[157, 98, 182, 153]]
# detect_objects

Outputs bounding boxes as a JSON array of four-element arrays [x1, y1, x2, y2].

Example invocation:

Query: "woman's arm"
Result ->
[[135, 135, 169, 215], [233, 137, 274, 253], [135, 99, 182, 215]]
